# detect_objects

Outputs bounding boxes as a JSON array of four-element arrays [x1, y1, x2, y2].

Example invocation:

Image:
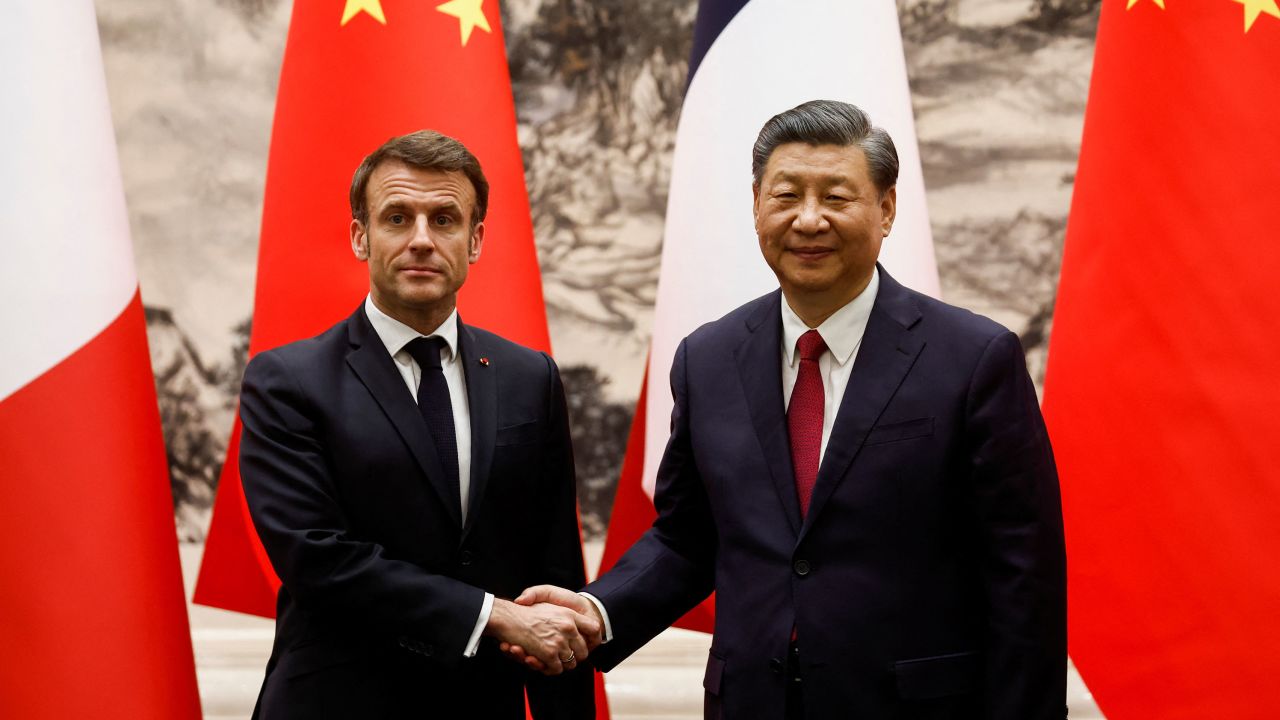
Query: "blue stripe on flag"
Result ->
[[688, 0, 752, 84]]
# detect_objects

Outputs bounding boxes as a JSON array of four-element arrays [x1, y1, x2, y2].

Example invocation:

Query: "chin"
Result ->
[[396, 279, 447, 299], [783, 274, 840, 292], [379, 288, 438, 310]]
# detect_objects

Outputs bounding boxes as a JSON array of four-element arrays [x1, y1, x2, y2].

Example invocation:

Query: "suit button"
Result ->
[[770, 657, 784, 675], [794, 559, 811, 576], [459, 550, 473, 566], [423, 644, 434, 657]]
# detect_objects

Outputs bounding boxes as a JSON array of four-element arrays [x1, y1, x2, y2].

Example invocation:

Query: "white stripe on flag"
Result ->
[[643, 0, 939, 496], [0, 1, 139, 403]]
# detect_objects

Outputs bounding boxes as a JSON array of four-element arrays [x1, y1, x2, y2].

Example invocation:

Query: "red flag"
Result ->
[[1042, 1, 1280, 717], [0, 2, 200, 717], [197, 0, 550, 614], [599, 369, 715, 632], [195, 1, 609, 714]]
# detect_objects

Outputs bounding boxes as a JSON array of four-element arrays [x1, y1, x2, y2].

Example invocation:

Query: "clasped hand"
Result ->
[[486, 585, 603, 675], [485, 585, 603, 675]]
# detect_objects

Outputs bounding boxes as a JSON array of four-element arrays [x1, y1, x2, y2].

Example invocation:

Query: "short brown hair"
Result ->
[[349, 130, 490, 227]]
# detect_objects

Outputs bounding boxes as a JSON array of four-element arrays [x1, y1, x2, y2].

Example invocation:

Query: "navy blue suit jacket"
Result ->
[[239, 305, 592, 719], [586, 268, 1066, 719]]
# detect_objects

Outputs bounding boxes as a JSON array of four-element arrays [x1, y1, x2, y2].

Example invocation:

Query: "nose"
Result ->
[[407, 214, 435, 250], [793, 197, 829, 234]]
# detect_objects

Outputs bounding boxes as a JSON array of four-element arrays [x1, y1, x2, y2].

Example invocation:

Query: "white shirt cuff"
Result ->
[[464, 592, 494, 657], [579, 592, 613, 643]]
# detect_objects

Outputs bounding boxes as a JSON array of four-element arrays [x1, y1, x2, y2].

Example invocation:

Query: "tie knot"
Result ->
[[405, 336, 448, 370], [796, 330, 827, 362]]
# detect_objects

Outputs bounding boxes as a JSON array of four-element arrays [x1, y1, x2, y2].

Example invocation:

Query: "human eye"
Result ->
[[387, 212, 407, 225], [433, 214, 453, 226]]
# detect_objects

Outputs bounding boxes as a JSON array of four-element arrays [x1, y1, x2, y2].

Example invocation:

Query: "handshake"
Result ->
[[483, 585, 603, 675]]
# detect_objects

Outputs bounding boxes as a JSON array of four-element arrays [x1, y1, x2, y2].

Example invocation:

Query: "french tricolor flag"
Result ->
[[600, 0, 940, 632], [0, 2, 201, 716]]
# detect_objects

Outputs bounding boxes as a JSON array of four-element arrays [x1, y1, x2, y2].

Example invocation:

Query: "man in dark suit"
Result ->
[[513, 100, 1066, 719], [239, 130, 597, 719]]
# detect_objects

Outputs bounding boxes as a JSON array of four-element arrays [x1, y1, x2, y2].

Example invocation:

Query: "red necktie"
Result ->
[[788, 329, 827, 518]]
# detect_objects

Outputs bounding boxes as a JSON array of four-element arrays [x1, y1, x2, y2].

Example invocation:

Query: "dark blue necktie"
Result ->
[[404, 337, 459, 497]]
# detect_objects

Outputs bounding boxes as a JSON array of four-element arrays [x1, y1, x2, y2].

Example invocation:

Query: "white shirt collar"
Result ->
[[781, 267, 879, 367], [363, 295, 459, 362]]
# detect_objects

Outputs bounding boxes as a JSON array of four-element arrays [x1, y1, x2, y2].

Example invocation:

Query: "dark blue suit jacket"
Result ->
[[239, 305, 592, 719], [586, 268, 1066, 719]]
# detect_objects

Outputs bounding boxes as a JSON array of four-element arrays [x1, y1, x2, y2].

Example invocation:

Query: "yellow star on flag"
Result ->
[[1231, 0, 1280, 30], [341, 0, 386, 26], [1126, 0, 1165, 10], [437, 0, 492, 46]]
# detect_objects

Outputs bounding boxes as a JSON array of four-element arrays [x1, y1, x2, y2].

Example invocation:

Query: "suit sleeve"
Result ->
[[964, 331, 1067, 720], [584, 338, 718, 670], [239, 350, 485, 667], [524, 353, 595, 720]]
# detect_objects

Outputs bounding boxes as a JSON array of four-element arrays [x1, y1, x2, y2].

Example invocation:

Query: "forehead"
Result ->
[[365, 159, 475, 209], [761, 142, 869, 184]]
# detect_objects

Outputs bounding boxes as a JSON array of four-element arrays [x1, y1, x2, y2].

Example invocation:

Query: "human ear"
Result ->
[[879, 186, 897, 236], [350, 219, 369, 260], [468, 221, 486, 263]]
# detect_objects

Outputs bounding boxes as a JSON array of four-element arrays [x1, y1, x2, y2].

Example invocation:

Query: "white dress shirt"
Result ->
[[584, 269, 881, 644], [363, 295, 491, 657], [780, 267, 879, 466]]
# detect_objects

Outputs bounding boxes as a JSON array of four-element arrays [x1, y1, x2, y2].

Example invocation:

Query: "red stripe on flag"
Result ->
[[599, 368, 714, 633], [0, 292, 201, 718], [193, 420, 278, 617], [593, 671, 611, 719]]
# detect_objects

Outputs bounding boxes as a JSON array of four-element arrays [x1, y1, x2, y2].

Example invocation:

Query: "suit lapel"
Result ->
[[457, 321, 496, 540], [344, 306, 462, 528], [735, 290, 803, 537], [800, 268, 924, 540]]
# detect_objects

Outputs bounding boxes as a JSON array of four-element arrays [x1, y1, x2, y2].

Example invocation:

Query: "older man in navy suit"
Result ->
[[514, 100, 1066, 719]]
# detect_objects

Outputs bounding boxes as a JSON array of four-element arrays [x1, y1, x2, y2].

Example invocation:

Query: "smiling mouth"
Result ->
[[790, 247, 833, 258]]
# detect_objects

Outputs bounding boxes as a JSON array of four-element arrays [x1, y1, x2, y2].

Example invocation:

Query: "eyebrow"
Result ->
[[378, 198, 463, 215], [773, 172, 850, 186]]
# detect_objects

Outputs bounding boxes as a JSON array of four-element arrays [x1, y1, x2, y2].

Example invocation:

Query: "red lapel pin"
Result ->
[[479, 357, 490, 366]]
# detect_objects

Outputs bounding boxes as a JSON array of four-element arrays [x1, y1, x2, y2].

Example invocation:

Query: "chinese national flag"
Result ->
[[1042, 0, 1280, 717], [197, 0, 549, 617], [195, 1, 608, 713]]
